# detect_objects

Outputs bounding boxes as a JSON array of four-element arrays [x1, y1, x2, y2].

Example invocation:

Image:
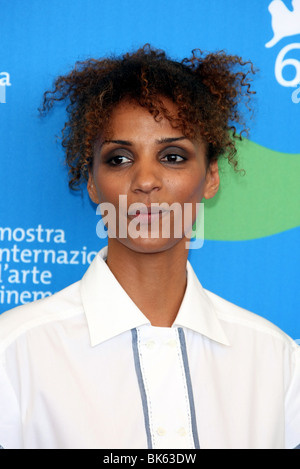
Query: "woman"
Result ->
[[0, 45, 299, 449]]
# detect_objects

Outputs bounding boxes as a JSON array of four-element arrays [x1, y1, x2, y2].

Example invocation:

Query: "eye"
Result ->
[[107, 155, 132, 166], [161, 153, 186, 164]]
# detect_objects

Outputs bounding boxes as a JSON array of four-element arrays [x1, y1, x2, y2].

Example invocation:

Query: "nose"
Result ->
[[130, 160, 162, 195]]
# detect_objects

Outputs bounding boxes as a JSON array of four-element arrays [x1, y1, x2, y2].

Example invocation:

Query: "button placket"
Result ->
[[137, 326, 194, 449]]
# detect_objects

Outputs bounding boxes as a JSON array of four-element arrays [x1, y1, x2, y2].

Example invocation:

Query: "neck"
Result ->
[[105, 239, 189, 327]]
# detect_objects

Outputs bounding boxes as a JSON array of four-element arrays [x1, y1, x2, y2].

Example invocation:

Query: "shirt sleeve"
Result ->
[[0, 362, 22, 449], [285, 343, 300, 449]]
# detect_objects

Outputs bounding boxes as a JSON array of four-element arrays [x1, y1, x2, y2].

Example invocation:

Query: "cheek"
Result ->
[[170, 171, 206, 203], [94, 171, 127, 204]]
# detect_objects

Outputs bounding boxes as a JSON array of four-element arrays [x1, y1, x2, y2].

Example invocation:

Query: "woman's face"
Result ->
[[88, 98, 219, 254]]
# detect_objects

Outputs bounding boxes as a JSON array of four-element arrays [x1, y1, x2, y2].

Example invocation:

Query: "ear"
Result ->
[[87, 171, 100, 204], [203, 160, 220, 200]]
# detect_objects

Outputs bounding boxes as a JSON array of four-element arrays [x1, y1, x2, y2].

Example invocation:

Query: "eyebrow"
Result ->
[[156, 136, 187, 144], [102, 136, 188, 146], [102, 139, 132, 146]]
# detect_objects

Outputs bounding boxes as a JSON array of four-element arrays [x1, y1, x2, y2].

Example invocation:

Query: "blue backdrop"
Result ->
[[0, 0, 299, 341]]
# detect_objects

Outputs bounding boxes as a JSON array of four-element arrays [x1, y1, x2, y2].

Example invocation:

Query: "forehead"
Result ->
[[105, 97, 181, 137]]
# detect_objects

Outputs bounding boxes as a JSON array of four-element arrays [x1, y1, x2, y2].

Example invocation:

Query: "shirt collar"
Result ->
[[174, 260, 230, 346], [80, 246, 230, 347]]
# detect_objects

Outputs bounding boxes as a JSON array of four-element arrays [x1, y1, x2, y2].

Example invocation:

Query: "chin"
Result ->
[[115, 235, 185, 255]]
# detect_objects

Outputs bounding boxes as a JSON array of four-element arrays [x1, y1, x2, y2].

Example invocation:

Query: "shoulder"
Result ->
[[204, 288, 297, 348], [0, 281, 83, 354]]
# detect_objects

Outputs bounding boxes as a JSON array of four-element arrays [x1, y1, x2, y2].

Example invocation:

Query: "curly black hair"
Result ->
[[40, 44, 256, 190]]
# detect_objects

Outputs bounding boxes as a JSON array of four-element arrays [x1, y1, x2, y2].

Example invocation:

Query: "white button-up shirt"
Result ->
[[0, 246, 299, 449]]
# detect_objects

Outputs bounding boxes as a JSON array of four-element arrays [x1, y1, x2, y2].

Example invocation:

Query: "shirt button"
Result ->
[[156, 427, 166, 436], [166, 339, 177, 348], [145, 340, 155, 350], [177, 427, 187, 437]]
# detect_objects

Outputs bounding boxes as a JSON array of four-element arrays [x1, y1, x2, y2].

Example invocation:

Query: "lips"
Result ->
[[127, 203, 170, 225], [127, 203, 169, 216]]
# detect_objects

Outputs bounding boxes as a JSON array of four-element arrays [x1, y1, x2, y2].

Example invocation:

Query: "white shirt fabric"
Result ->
[[0, 246, 299, 449]]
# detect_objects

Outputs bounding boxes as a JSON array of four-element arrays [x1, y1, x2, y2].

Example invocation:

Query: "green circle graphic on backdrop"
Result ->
[[200, 138, 300, 241]]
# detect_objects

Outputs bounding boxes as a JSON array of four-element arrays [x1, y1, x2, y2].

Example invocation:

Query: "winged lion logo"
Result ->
[[265, 0, 300, 48]]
